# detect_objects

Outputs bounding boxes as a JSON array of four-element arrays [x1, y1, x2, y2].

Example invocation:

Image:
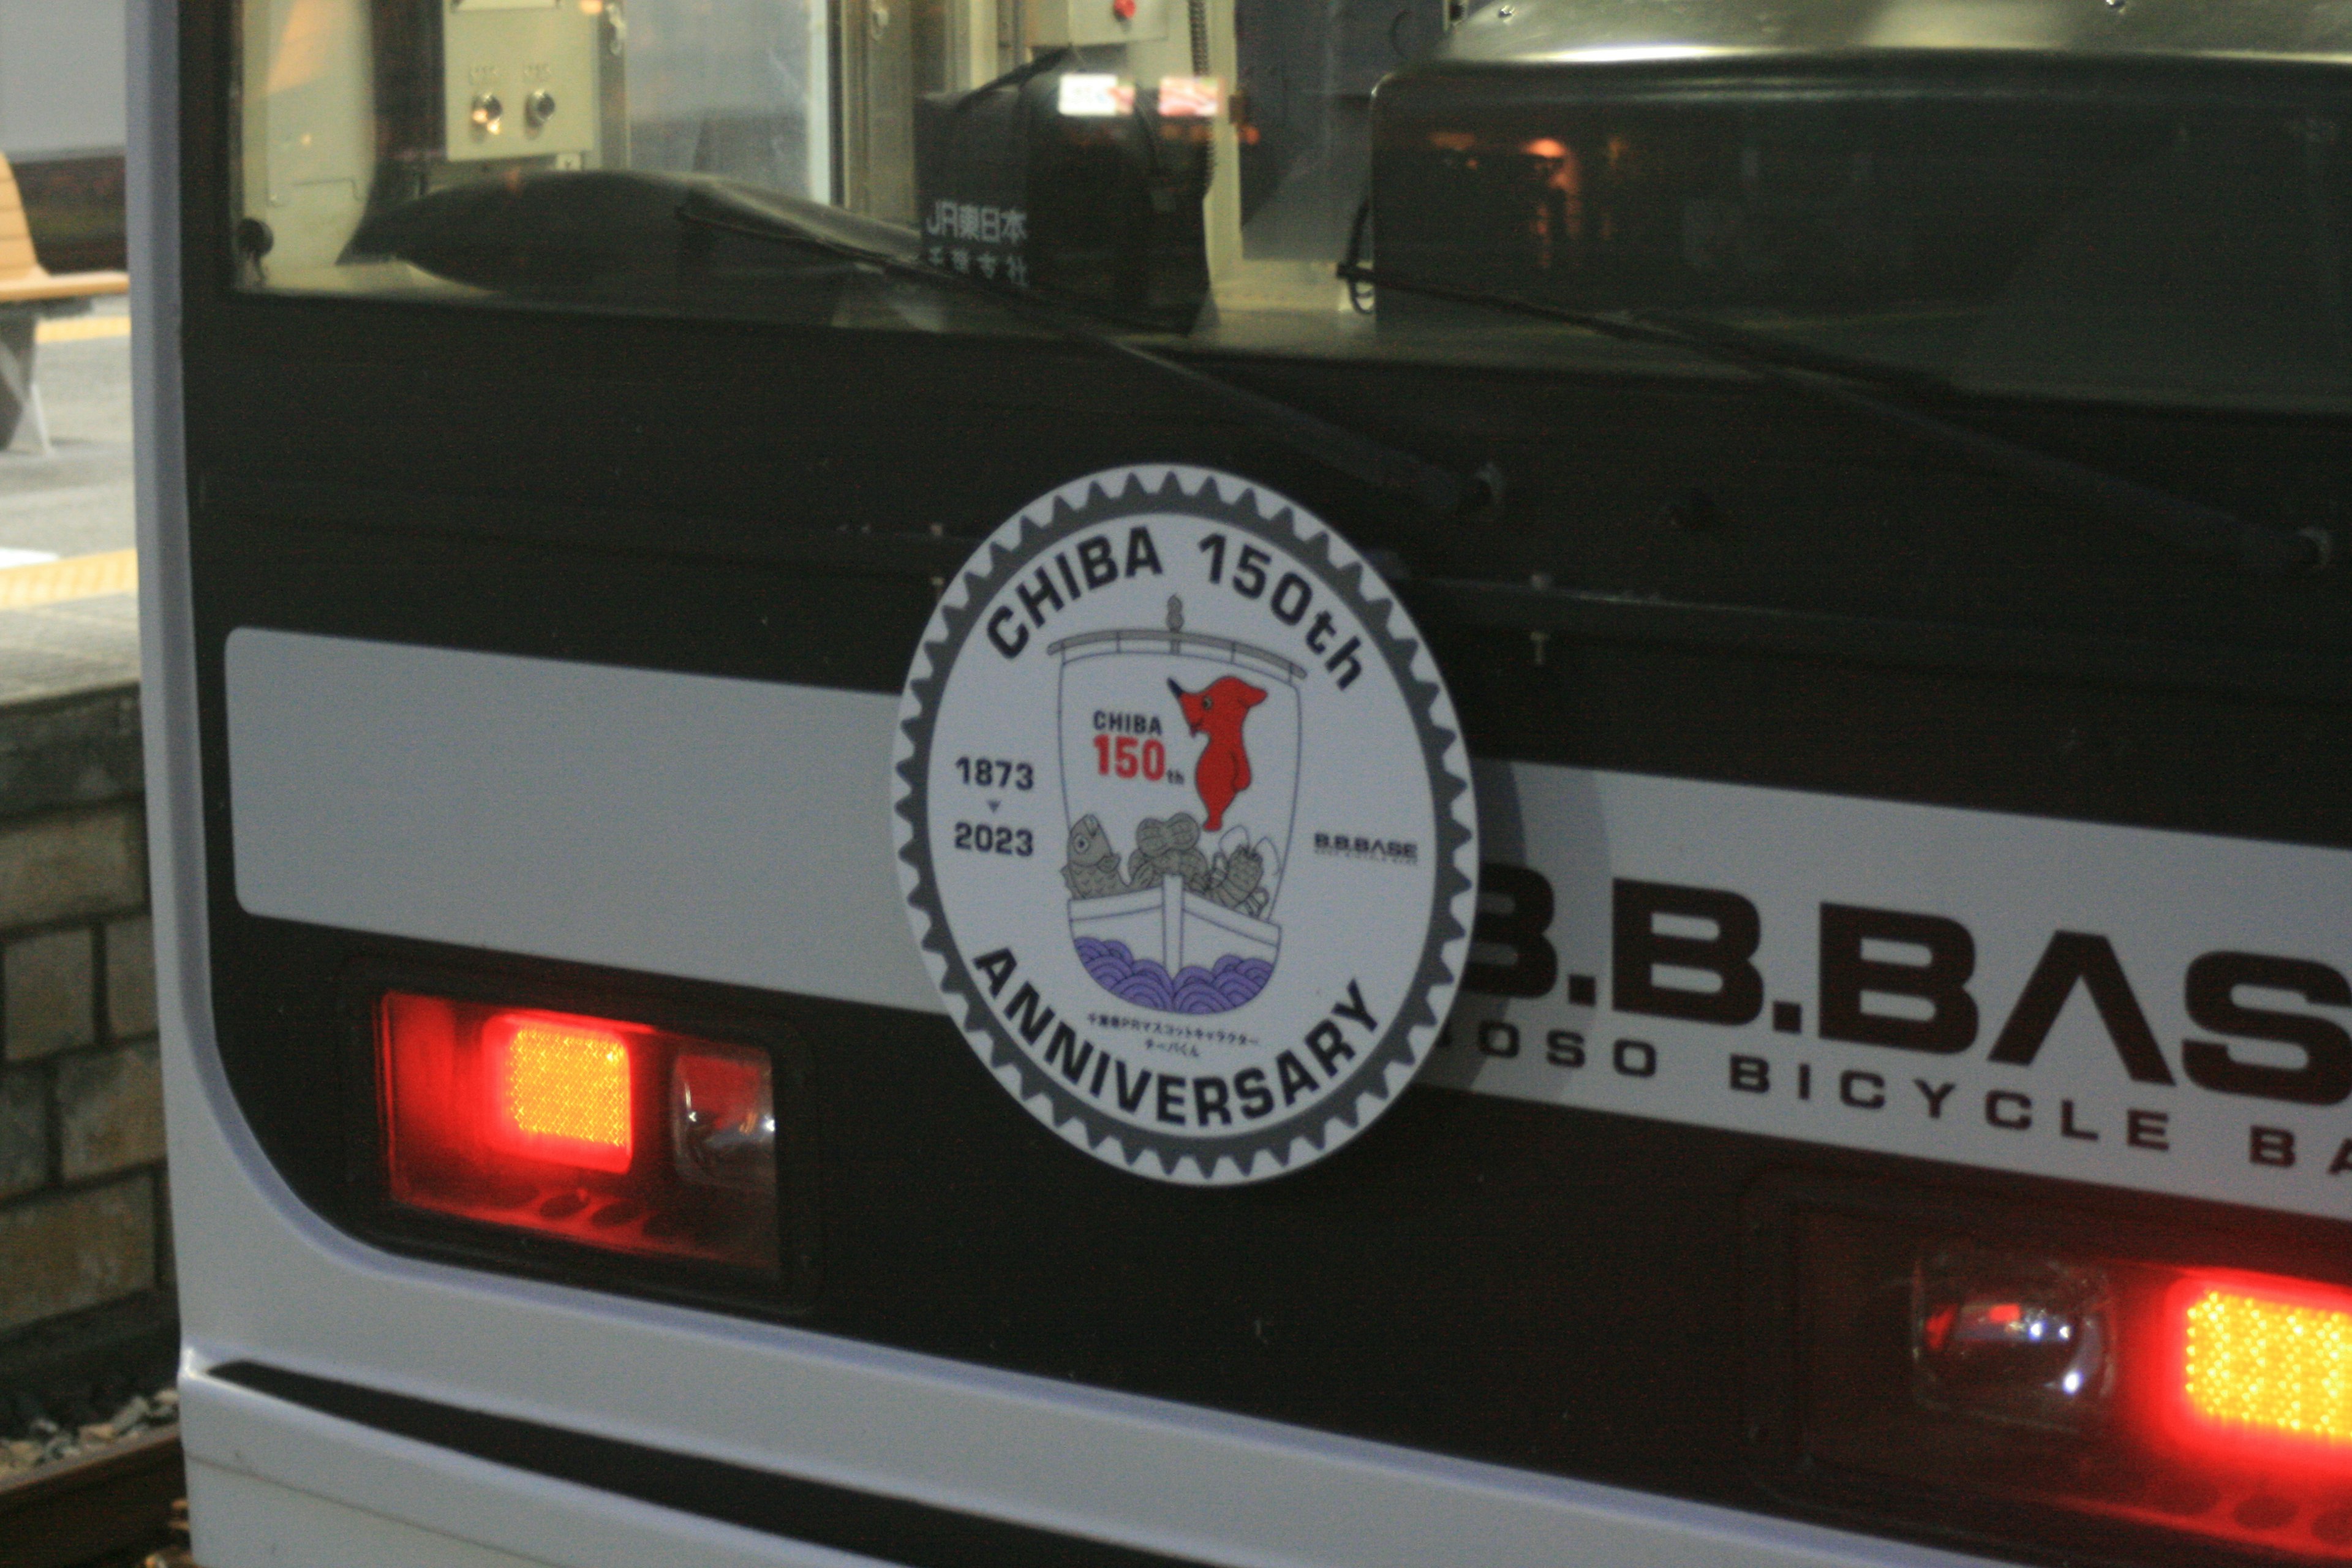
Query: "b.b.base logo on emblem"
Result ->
[[892, 467, 1478, 1185]]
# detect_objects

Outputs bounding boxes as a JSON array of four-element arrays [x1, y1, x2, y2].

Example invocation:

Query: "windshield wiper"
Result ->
[[674, 184, 1496, 519], [1338, 262, 2331, 577]]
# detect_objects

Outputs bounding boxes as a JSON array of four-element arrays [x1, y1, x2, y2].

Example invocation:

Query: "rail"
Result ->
[[0, 1430, 181, 1568]]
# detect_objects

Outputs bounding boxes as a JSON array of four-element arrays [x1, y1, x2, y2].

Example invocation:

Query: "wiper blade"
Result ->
[[1629, 306, 1962, 404], [1340, 262, 2329, 577], [678, 184, 1494, 519]]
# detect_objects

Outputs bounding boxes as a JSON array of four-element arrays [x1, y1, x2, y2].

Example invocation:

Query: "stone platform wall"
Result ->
[[0, 680, 163, 1351]]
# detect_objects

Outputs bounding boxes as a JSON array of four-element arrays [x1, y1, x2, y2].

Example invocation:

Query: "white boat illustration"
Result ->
[[1068, 874, 1283, 1013], [1050, 597, 1302, 1015]]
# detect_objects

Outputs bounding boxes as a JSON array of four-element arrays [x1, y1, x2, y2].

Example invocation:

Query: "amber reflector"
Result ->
[[2182, 1278, 2352, 1452], [484, 1012, 634, 1174]]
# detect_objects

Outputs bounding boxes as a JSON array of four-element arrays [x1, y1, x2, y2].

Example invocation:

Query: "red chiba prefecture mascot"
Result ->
[[1170, 675, 1268, 831]]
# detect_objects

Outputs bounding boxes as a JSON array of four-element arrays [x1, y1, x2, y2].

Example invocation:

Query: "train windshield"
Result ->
[[235, 0, 2352, 413]]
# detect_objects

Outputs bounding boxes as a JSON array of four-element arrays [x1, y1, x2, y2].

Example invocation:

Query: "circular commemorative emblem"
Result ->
[[893, 467, 1477, 1185]]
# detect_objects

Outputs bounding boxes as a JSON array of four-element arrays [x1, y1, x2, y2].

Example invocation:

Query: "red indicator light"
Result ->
[[1809, 1215, 2352, 1562], [2175, 1273, 2352, 1460], [484, 1011, 633, 1173], [377, 991, 778, 1272]]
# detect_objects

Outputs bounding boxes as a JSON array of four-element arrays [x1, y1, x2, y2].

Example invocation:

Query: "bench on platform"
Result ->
[[0, 153, 129, 455]]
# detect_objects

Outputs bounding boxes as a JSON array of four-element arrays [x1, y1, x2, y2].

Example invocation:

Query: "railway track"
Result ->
[[0, 1430, 182, 1568]]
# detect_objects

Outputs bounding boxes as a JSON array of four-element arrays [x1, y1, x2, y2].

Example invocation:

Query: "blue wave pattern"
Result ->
[[1076, 938, 1273, 1014]]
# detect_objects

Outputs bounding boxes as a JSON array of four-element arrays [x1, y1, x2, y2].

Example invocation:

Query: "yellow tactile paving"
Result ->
[[0, 549, 137, 608], [36, 314, 130, 344]]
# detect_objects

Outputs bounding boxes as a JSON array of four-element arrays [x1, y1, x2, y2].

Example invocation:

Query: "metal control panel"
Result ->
[[1028, 0, 1173, 51], [442, 0, 600, 164]]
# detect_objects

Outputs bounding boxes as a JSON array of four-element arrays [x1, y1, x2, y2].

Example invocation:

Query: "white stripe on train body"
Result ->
[[228, 628, 2352, 1227]]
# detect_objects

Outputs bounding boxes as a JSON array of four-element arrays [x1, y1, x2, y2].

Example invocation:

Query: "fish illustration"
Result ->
[[1061, 813, 1126, 899], [1170, 675, 1267, 832]]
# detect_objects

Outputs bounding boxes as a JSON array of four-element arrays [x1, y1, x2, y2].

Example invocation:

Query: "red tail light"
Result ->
[[378, 992, 777, 1271], [1795, 1206, 2352, 1562], [2174, 1272, 2352, 1464]]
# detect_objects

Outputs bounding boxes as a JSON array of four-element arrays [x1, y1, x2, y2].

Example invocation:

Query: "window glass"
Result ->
[[235, 0, 2352, 412]]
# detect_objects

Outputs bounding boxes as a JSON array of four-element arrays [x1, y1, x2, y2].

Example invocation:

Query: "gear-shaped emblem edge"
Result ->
[[891, 466, 1477, 1185]]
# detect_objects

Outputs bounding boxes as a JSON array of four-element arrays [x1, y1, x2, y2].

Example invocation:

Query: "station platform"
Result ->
[[0, 298, 137, 703]]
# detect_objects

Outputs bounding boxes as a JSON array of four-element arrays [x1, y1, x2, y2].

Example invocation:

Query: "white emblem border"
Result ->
[[892, 466, 1479, 1185]]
